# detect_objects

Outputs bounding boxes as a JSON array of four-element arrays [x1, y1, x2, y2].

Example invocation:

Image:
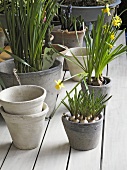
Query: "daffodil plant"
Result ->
[[84, 5, 127, 85], [59, 5, 127, 86]]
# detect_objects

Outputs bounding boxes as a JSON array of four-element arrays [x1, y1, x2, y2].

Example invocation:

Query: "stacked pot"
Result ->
[[0, 85, 49, 150]]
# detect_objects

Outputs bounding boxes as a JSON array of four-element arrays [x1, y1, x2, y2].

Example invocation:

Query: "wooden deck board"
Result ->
[[102, 32, 127, 170], [68, 143, 101, 170], [102, 54, 127, 170]]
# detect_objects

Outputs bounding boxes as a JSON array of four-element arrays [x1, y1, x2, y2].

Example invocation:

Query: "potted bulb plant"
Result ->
[[0, 0, 64, 118], [61, 86, 111, 150], [52, 4, 86, 48]]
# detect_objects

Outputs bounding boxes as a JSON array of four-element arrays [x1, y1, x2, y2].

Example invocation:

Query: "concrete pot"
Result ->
[[62, 114, 103, 151], [0, 59, 62, 118], [81, 77, 112, 105], [65, 47, 87, 81], [0, 102, 49, 150], [0, 85, 46, 115]]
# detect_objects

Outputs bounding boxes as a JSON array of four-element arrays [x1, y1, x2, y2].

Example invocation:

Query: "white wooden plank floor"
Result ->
[[0, 32, 127, 170]]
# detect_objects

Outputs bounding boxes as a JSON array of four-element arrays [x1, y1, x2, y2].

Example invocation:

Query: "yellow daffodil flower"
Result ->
[[102, 4, 111, 16], [110, 33, 115, 40], [55, 80, 64, 90], [112, 15, 122, 27]]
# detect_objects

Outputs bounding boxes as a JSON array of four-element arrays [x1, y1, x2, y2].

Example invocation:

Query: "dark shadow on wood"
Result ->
[[100, 107, 106, 170], [66, 147, 71, 170]]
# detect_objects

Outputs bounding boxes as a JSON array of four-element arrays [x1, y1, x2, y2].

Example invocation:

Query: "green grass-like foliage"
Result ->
[[0, 0, 11, 13], [0, 0, 59, 73], [61, 86, 112, 119], [85, 11, 127, 84]]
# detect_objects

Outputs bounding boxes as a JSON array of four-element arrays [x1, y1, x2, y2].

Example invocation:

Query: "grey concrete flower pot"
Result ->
[[0, 59, 62, 118], [60, 0, 121, 22], [0, 102, 49, 150], [81, 77, 112, 105], [62, 114, 103, 151]]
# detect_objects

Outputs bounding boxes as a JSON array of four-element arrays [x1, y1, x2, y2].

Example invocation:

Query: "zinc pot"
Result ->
[[65, 47, 87, 81], [0, 85, 46, 115], [0, 102, 49, 150], [62, 114, 103, 151], [0, 59, 62, 118]]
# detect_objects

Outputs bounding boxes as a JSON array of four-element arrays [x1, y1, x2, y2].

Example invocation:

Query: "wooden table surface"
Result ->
[[0, 32, 127, 170]]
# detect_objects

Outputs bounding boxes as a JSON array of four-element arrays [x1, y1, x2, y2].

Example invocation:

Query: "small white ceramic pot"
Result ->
[[0, 85, 46, 115], [0, 102, 49, 150]]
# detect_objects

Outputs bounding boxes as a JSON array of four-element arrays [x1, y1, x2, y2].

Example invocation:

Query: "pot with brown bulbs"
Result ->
[[61, 87, 111, 151]]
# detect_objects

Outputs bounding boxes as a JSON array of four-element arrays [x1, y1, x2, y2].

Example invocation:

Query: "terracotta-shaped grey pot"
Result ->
[[62, 114, 103, 151], [52, 29, 85, 48], [0, 102, 49, 150]]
